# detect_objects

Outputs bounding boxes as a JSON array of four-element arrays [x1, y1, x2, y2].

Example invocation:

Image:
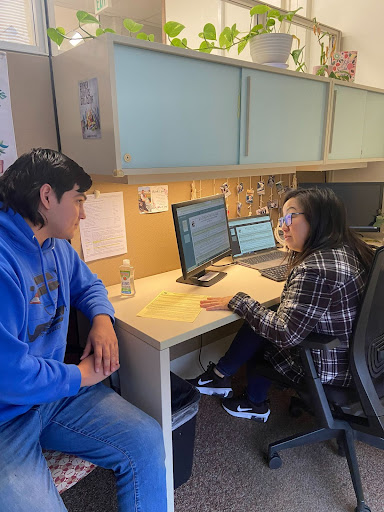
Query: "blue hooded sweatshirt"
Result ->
[[0, 204, 115, 424]]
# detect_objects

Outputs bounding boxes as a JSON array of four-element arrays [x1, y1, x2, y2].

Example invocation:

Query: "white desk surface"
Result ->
[[107, 262, 284, 351]]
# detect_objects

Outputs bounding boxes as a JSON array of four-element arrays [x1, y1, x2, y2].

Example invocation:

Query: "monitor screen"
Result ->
[[228, 215, 276, 258], [172, 195, 231, 286], [299, 182, 383, 230]]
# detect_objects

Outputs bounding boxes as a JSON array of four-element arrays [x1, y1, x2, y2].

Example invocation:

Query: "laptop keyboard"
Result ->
[[243, 250, 283, 265], [260, 265, 288, 282]]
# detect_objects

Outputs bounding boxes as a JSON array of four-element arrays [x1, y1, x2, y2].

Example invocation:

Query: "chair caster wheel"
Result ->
[[268, 453, 282, 469]]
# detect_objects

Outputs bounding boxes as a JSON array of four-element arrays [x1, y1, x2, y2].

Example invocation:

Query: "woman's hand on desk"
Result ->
[[200, 296, 233, 311]]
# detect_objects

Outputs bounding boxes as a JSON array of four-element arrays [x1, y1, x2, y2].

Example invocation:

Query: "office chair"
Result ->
[[43, 450, 96, 493], [255, 246, 384, 512]]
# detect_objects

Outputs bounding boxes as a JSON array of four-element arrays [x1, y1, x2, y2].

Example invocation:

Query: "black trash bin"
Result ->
[[171, 372, 200, 489]]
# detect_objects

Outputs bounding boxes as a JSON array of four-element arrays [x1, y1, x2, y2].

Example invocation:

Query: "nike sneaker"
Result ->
[[222, 393, 270, 422], [187, 362, 233, 398]]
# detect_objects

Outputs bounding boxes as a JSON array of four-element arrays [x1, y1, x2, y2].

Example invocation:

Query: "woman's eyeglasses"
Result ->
[[278, 212, 305, 228]]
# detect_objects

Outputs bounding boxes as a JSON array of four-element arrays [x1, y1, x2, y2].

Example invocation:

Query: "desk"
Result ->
[[107, 264, 284, 512], [359, 232, 384, 248]]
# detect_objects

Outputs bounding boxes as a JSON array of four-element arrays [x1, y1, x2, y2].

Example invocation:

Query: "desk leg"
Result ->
[[115, 326, 174, 512]]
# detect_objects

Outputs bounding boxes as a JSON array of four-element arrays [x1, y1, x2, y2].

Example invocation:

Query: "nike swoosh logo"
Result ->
[[237, 406, 253, 412], [198, 378, 213, 385]]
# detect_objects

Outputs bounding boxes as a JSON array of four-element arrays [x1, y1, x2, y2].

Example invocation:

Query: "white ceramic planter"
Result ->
[[249, 33, 293, 65]]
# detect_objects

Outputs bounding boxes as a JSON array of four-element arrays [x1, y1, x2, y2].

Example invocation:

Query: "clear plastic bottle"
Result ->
[[120, 259, 136, 297]]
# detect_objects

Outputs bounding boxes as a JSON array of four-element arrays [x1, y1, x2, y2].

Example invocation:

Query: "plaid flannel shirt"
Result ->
[[228, 245, 368, 387]]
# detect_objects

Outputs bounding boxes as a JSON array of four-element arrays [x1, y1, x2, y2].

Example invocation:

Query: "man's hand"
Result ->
[[200, 296, 233, 311], [78, 354, 120, 387], [80, 314, 119, 376]]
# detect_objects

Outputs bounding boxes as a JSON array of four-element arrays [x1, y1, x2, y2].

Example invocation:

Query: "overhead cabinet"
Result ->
[[361, 90, 384, 159], [113, 45, 241, 169], [328, 84, 384, 161], [239, 68, 328, 164], [53, 34, 331, 178], [53, 34, 384, 180]]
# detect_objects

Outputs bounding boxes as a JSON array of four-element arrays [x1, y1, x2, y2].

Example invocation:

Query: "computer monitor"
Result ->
[[299, 182, 383, 232], [172, 195, 232, 287]]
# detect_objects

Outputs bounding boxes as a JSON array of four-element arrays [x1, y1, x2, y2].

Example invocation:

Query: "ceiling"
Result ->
[[54, 0, 163, 26]]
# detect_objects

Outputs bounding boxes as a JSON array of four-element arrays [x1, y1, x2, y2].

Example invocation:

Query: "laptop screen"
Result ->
[[228, 215, 276, 258]]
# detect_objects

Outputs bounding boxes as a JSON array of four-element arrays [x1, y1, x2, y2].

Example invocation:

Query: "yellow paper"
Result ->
[[137, 291, 208, 322]]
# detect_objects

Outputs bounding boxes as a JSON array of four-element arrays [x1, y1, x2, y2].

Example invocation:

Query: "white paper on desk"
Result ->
[[80, 192, 127, 262], [137, 291, 208, 322]]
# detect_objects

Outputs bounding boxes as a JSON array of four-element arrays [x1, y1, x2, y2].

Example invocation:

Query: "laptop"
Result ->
[[228, 215, 286, 271]]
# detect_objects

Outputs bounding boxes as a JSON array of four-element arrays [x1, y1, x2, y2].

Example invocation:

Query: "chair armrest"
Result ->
[[300, 333, 341, 351]]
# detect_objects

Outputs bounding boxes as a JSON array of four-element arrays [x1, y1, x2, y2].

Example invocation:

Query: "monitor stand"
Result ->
[[176, 270, 227, 287]]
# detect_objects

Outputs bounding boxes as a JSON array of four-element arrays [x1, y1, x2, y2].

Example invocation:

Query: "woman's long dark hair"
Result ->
[[284, 187, 374, 273]]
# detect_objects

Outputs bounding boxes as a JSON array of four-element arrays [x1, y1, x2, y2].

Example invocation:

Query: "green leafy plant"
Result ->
[[47, 5, 305, 71], [312, 18, 350, 81], [164, 4, 303, 56], [47, 10, 154, 47], [312, 17, 333, 67]]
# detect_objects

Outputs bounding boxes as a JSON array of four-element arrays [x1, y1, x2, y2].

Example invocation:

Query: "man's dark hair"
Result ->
[[284, 187, 374, 273], [0, 148, 92, 226]]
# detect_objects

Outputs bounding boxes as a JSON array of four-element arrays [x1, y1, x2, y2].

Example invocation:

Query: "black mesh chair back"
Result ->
[[263, 246, 384, 512], [350, 246, 384, 437]]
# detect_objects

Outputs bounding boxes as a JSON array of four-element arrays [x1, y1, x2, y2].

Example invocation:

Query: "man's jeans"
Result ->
[[0, 382, 167, 512]]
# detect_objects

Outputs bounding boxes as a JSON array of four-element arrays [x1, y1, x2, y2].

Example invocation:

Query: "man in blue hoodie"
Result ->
[[0, 148, 167, 511]]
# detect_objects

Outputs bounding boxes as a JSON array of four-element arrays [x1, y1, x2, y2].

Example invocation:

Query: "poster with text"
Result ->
[[79, 78, 101, 139], [138, 185, 169, 214], [0, 52, 17, 175]]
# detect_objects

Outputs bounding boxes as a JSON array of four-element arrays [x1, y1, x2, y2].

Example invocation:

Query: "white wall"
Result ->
[[165, 0, 222, 54], [312, 0, 384, 89]]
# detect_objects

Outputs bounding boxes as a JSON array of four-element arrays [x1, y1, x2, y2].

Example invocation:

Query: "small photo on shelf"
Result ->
[[330, 51, 358, 82]]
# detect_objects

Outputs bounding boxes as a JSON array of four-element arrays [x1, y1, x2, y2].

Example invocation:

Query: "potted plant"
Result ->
[[248, 4, 302, 66], [164, 4, 303, 68], [311, 18, 350, 81], [47, 7, 305, 71], [311, 17, 334, 76]]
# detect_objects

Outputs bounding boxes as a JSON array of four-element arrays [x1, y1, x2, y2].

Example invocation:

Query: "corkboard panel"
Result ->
[[71, 173, 294, 287]]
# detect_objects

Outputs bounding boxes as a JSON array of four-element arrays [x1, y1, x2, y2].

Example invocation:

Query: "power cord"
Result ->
[[198, 335, 206, 371]]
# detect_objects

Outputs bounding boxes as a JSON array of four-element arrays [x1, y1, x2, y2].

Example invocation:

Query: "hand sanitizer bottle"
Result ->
[[120, 259, 135, 297]]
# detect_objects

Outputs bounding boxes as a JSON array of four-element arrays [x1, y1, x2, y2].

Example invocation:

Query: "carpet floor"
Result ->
[[62, 377, 384, 512]]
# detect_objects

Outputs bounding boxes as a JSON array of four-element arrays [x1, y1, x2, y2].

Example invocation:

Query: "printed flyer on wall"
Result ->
[[138, 185, 169, 214], [0, 52, 17, 175], [79, 77, 101, 139]]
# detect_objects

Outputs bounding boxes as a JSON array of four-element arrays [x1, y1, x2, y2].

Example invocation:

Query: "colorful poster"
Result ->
[[79, 78, 101, 139], [138, 185, 169, 214], [330, 51, 358, 82], [0, 52, 17, 175]]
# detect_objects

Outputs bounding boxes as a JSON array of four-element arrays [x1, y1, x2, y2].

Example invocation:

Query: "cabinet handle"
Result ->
[[245, 76, 251, 157], [329, 89, 337, 154]]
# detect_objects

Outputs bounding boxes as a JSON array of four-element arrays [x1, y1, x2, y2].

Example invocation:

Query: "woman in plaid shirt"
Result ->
[[189, 188, 374, 421]]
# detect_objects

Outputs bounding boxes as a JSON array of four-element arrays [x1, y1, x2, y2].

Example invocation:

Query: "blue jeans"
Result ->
[[0, 382, 167, 512], [216, 322, 272, 404]]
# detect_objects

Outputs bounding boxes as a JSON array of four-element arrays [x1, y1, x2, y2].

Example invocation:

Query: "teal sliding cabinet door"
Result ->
[[361, 91, 384, 159], [113, 44, 241, 169], [239, 68, 328, 164], [328, 85, 367, 160]]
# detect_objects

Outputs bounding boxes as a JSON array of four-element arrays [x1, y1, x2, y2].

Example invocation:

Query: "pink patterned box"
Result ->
[[330, 51, 358, 82]]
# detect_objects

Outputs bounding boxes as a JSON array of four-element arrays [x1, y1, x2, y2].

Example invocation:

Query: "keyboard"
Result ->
[[243, 250, 283, 265], [259, 265, 288, 282]]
